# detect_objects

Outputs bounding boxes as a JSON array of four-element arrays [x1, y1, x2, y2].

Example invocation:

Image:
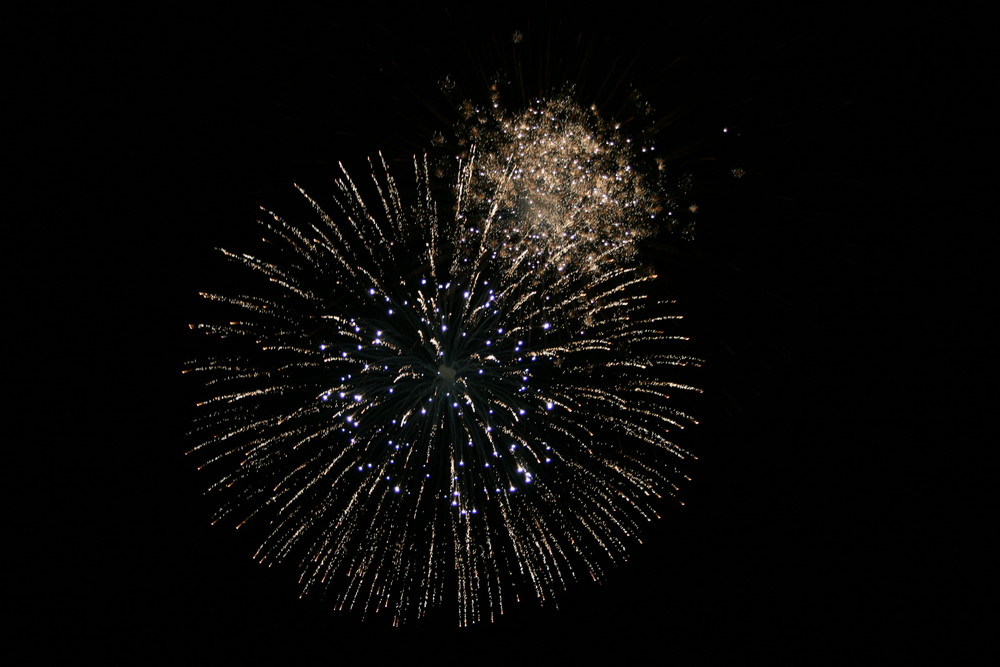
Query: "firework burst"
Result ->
[[188, 146, 700, 625], [449, 93, 665, 279]]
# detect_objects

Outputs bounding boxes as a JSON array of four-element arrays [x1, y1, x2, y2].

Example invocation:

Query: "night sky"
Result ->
[[24, 4, 985, 662]]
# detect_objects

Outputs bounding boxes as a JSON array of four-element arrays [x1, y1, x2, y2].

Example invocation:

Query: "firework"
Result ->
[[450, 93, 670, 278], [188, 148, 700, 626]]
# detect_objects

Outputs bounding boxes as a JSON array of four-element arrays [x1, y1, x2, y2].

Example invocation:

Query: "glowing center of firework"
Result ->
[[438, 364, 457, 383]]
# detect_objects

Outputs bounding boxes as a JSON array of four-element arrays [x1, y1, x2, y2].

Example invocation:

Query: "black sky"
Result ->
[[26, 3, 987, 662]]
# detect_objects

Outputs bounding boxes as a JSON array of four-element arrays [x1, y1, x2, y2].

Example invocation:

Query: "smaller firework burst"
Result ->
[[450, 94, 668, 279]]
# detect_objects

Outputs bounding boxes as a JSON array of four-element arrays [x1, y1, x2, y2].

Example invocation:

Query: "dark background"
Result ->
[[23, 3, 987, 661]]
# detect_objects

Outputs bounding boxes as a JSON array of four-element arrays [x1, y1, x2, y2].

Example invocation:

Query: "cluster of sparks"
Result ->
[[453, 94, 662, 278], [188, 98, 701, 626]]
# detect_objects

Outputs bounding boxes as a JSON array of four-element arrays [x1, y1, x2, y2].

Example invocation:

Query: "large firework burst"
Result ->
[[188, 146, 700, 625]]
